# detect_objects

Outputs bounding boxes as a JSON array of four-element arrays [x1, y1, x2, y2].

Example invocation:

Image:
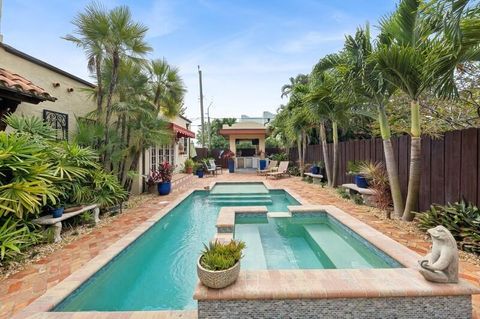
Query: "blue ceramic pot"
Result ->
[[310, 166, 320, 175], [196, 170, 204, 178], [259, 160, 267, 170], [355, 175, 369, 188], [52, 207, 64, 218], [158, 181, 172, 195], [228, 159, 235, 173]]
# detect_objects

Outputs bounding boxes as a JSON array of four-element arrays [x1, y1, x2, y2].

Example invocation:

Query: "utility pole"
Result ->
[[198, 65, 205, 148], [0, 0, 4, 42], [207, 101, 213, 151]]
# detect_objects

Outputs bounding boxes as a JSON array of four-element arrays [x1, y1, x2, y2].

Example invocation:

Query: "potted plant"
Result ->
[[222, 150, 235, 173], [195, 162, 205, 178], [48, 196, 67, 218], [184, 158, 194, 174], [157, 161, 174, 195], [146, 169, 161, 194], [310, 161, 321, 175], [197, 240, 245, 289], [347, 160, 369, 188]]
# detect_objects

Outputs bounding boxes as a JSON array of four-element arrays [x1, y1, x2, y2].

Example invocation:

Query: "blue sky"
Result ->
[[2, 0, 397, 129]]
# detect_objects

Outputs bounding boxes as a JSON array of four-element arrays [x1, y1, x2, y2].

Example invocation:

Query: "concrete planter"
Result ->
[[197, 256, 240, 289]]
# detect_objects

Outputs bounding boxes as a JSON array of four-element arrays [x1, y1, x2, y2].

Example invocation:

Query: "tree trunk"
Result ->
[[95, 56, 103, 118], [297, 134, 303, 177], [103, 51, 120, 170], [320, 123, 332, 187], [301, 130, 307, 176], [377, 105, 404, 218], [403, 100, 422, 221], [332, 121, 339, 187]]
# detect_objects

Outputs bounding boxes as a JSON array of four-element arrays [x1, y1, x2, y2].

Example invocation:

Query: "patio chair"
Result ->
[[204, 162, 216, 177], [257, 160, 278, 175], [266, 161, 290, 179], [209, 159, 223, 175]]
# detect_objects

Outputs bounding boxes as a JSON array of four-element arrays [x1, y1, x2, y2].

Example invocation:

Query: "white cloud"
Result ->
[[279, 31, 346, 53]]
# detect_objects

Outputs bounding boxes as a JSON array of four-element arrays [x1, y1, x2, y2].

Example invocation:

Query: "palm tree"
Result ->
[[64, 2, 109, 116], [149, 58, 186, 119], [318, 25, 405, 217], [66, 4, 152, 170], [374, 0, 460, 220], [281, 74, 309, 98]]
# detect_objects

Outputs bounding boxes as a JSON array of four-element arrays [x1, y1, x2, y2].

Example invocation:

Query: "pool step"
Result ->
[[267, 212, 291, 218], [208, 198, 273, 205], [234, 224, 267, 269], [304, 224, 372, 268], [209, 194, 271, 199]]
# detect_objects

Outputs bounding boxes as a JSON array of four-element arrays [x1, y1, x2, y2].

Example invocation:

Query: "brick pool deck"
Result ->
[[1, 174, 479, 318]]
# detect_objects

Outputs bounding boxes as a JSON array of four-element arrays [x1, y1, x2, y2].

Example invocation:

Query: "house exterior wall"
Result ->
[[0, 44, 96, 137], [130, 115, 193, 195]]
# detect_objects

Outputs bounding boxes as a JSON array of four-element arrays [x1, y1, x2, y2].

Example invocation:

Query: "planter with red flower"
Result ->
[[147, 161, 174, 195], [222, 150, 235, 173]]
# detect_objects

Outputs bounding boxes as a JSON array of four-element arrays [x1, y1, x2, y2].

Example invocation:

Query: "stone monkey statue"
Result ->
[[418, 225, 459, 283]]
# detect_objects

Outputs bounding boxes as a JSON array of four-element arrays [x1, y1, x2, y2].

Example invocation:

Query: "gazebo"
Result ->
[[219, 121, 268, 169]]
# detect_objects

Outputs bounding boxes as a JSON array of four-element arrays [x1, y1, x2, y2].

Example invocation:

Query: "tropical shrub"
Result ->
[[1, 115, 126, 216], [359, 162, 393, 217], [270, 153, 288, 161], [417, 200, 480, 254], [200, 240, 245, 271], [0, 218, 42, 261]]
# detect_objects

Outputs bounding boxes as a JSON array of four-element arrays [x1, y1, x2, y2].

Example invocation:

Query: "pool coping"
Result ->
[[13, 181, 303, 319], [194, 204, 480, 302]]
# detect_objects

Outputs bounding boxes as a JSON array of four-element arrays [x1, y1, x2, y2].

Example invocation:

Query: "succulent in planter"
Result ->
[[197, 240, 246, 289], [148, 162, 174, 195]]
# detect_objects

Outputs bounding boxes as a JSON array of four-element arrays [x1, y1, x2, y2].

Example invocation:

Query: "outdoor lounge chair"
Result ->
[[266, 161, 290, 179], [204, 162, 216, 177], [257, 160, 278, 175], [209, 159, 223, 174]]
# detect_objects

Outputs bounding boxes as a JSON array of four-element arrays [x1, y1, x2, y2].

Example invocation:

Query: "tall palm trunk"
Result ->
[[302, 130, 307, 176], [95, 56, 103, 119], [319, 123, 332, 187], [403, 100, 421, 221], [378, 106, 404, 218], [332, 121, 339, 187], [297, 133, 304, 177], [103, 51, 121, 170]]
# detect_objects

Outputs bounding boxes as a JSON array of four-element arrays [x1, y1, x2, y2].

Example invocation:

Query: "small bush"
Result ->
[[336, 187, 351, 200], [351, 193, 364, 205], [0, 218, 42, 262], [200, 240, 245, 271], [417, 200, 480, 254]]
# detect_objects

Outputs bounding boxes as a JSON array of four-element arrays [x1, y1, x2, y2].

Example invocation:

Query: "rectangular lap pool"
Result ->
[[235, 213, 401, 270], [53, 183, 298, 312]]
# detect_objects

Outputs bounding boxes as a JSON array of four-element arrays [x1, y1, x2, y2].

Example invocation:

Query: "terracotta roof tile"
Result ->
[[0, 68, 56, 102]]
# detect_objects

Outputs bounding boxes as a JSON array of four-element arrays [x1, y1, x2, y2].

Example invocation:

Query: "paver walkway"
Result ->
[[1, 174, 479, 318]]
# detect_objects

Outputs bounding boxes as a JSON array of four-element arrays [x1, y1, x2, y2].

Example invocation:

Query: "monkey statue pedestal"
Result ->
[[418, 225, 459, 283]]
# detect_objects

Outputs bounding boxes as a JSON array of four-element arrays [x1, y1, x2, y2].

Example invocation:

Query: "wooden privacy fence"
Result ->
[[289, 127, 480, 212], [195, 147, 281, 168]]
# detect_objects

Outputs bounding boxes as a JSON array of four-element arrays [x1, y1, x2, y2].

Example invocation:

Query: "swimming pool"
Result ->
[[236, 213, 401, 270], [54, 184, 298, 311]]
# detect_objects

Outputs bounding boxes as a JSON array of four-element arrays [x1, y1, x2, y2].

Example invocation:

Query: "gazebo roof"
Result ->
[[219, 121, 268, 136]]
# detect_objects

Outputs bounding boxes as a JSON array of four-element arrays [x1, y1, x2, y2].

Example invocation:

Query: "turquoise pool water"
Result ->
[[54, 186, 298, 312], [236, 214, 401, 270]]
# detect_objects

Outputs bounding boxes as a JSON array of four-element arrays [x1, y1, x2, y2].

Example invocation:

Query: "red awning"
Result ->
[[170, 123, 195, 138]]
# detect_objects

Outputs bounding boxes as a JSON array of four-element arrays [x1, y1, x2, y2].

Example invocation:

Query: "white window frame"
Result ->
[[150, 143, 175, 169]]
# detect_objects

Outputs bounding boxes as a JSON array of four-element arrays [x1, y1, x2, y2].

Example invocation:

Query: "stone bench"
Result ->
[[341, 183, 376, 206], [304, 173, 323, 184], [33, 204, 100, 243]]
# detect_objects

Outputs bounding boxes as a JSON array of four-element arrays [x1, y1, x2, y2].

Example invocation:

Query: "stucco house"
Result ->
[[0, 41, 194, 194]]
